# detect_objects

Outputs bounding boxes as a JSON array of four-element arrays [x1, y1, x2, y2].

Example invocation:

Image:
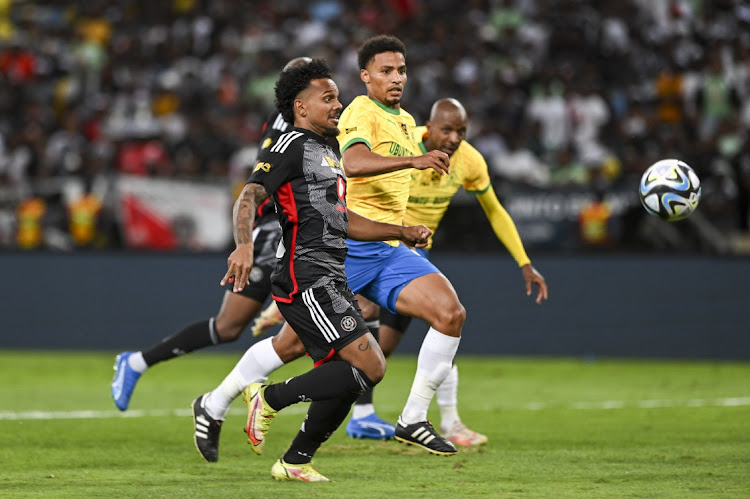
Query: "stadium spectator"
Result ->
[[0, 0, 747, 253]]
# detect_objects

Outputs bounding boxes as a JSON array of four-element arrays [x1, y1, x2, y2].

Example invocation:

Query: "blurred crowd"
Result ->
[[0, 0, 749, 251]]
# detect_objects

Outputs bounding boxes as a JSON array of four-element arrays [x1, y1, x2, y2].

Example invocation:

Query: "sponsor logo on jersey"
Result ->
[[388, 142, 414, 157], [401, 123, 411, 139], [261, 138, 273, 149], [322, 155, 341, 170], [345, 127, 358, 134], [408, 195, 454, 205], [254, 162, 271, 172]]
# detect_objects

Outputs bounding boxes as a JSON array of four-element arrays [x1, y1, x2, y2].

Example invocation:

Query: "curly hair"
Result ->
[[274, 58, 333, 124], [357, 34, 406, 70]]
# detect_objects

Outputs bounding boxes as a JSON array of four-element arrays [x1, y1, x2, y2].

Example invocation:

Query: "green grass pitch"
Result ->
[[1, 351, 748, 498]]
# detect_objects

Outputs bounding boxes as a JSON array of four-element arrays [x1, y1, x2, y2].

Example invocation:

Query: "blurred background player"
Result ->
[[198, 58, 432, 480], [109, 57, 311, 412]]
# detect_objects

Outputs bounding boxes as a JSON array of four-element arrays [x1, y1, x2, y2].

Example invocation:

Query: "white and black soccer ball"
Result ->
[[639, 159, 701, 222]]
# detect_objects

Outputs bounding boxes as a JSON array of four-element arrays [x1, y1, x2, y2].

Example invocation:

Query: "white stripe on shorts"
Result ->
[[302, 288, 339, 343]]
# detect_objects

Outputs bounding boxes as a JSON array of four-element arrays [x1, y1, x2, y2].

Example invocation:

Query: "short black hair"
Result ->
[[274, 58, 333, 124], [357, 34, 406, 70]]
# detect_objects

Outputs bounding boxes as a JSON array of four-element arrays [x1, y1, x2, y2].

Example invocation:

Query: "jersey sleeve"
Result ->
[[476, 188, 531, 267], [461, 142, 492, 194], [248, 141, 298, 196], [338, 98, 375, 153]]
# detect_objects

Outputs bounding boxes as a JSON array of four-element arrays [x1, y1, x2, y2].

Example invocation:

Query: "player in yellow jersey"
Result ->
[[331, 34, 469, 455], [348, 97, 548, 446]]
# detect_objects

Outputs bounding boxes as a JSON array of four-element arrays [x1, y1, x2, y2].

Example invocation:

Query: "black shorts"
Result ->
[[277, 281, 369, 365], [224, 261, 274, 302], [380, 309, 413, 334], [223, 221, 281, 302]]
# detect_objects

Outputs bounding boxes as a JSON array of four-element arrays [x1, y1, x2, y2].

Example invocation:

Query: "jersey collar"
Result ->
[[368, 97, 402, 115], [293, 126, 335, 146]]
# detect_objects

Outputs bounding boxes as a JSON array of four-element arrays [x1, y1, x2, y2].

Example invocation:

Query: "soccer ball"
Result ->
[[639, 159, 701, 222]]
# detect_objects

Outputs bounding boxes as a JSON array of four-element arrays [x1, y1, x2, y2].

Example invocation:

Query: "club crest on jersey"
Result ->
[[401, 123, 410, 139], [261, 138, 273, 149], [340, 316, 357, 332], [254, 161, 271, 172]]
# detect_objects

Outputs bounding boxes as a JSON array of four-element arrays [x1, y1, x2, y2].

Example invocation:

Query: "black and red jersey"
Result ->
[[248, 127, 348, 303]]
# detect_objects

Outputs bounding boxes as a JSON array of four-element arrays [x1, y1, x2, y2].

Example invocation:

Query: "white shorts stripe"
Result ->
[[305, 289, 340, 341], [301, 289, 329, 341], [302, 288, 338, 343], [303, 289, 338, 343]]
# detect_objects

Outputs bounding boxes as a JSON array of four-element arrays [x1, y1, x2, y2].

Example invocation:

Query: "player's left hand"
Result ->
[[221, 244, 254, 292], [521, 264, 548, 304], [400, 224, 432, 248]]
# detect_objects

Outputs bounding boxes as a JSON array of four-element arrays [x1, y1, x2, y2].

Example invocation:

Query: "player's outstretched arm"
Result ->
[[476, 187, 531, 266], [346, 208, 431, 247], [343, 143, 450, 177], [476, 187, 548, 304], [221, 182, 268, 292]]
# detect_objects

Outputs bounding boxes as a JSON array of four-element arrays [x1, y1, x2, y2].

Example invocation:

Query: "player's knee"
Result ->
[[360, 358, 386, 386], [213, 320, 244, 343], [353, 351, 386, 386], [370, 358, 386, 384], [271, 332, 307, 363], [432, 301, 466, 335]]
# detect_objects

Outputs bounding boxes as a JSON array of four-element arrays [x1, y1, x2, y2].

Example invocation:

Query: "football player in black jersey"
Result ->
[[201, 59, 431, 482]]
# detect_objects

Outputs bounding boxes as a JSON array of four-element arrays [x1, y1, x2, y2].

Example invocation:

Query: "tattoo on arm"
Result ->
[[233, 184, 268, 245], [357, 339, 373, 352]]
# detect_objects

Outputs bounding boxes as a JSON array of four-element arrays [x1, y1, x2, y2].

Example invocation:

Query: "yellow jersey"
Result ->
[[404, 126, 491, 249], [338, 96, 419, 244]]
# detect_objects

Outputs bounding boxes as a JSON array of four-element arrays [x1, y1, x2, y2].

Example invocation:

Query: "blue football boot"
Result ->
[[346, 412, 396, 440], [111, 352, 142, 411]]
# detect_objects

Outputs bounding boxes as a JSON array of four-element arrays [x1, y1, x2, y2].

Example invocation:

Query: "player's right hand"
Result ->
[[400, 224, 432, 248], [221, 244, 254, 292], [411, 150, 450, 175], [521, 264, 548, 305]]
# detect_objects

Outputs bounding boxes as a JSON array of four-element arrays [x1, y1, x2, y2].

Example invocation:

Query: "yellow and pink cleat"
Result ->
[[242, 383, 277, 455], [271, 458, 330, 482], [441, 422, 488, 447]]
